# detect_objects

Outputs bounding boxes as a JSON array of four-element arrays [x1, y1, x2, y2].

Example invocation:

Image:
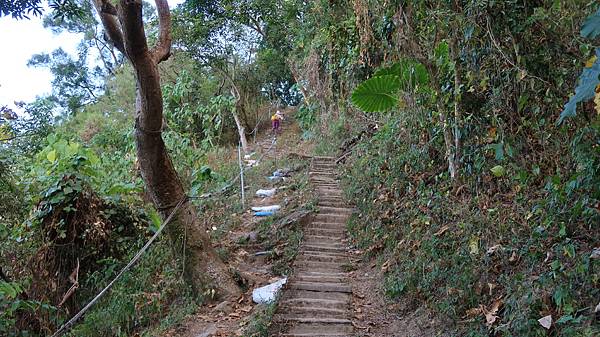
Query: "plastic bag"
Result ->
[[256, 188, 276, 197], [252, 278, 287, 304]]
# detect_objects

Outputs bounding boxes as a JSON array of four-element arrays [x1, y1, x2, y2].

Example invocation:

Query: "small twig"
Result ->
[[58, 259, 80, 307]]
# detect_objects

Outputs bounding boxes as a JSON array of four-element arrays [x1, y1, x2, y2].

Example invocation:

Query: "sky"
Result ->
[[0, 15, 81, 109], [0, 0, 185, 111]]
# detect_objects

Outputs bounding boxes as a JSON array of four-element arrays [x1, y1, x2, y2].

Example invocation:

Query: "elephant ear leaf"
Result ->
[[351, 75, 401, 112], [581, 7, 600, 39], [374, 60, 429, 88]]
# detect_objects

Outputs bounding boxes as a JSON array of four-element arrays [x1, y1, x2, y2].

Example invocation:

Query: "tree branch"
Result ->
[[91, 0, 125, 54], [247, 14, 265, 37], [118, 0, 149, 64], [151, 0, 172, 63]]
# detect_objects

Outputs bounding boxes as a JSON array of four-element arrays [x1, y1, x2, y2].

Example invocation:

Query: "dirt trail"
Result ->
[[271, 156, 355, 337]]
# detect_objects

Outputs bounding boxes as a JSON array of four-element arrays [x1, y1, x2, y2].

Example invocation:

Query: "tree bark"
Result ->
[[231, 105, 249, 154], [93, 0, 241, 299], [219, 65, 249, 154]]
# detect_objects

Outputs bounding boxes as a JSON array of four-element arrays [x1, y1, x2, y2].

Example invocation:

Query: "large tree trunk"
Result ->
[[93, 0, 240, 299]]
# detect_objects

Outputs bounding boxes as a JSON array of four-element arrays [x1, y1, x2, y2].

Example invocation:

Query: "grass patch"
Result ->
[[244, 301, 278, 337]]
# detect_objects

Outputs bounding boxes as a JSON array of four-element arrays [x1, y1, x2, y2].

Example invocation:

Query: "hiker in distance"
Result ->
[[271, 110, 284, 134]]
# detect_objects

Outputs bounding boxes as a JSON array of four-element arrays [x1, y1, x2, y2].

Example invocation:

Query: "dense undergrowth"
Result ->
[[337, 111, 599, 336]]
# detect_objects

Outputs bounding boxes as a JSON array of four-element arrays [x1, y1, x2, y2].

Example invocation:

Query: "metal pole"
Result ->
[[273, 137, 277, 169], [238, 143, 245, 208]]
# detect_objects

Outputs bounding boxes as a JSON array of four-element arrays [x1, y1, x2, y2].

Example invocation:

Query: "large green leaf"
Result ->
[[351, 75, 401, 112], [374, 60, 429, 88], [581, 7, 600, 39], [558, 48, 600, 124]]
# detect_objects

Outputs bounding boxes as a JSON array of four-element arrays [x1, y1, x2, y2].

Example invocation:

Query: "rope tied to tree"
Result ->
[[49, 133, 280, 337], [50, 197, 187, 337]]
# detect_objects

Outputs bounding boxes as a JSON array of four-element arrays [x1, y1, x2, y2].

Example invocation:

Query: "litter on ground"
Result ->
[[256, 188, 276, 197], [254, 211, 275, 217], [252, 278, 287, 304], [251, 205, 281, 212]]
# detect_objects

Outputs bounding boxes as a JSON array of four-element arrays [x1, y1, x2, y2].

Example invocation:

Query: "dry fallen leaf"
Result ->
[[538, 315, 552, 329], [484, 300, 503, 326], [509, 251, 518, 263], [486, 244, 502, 255], [381, 260, 391, 273], [465, 307, 482, 318]]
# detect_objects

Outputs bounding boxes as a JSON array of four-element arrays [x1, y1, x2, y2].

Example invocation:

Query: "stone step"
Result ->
[[280, 306, 348, 319], [311, 167, 336, 171], [294, 274, 348, 283], [282, 289, 351, 302], [281, 331, 352, 337], [294, 260, 343, 270], [303, 234, 345, 243], [314, 184, 340, 189], [312, 172, 336, 175], [296, 253, 348, 263], [317, 201, 346, 208], [300, 249, 347, 258], [304, 228, 346, 236], [279, 297, 348, 310], [313, 215, 348, 223], [288, 282, 352, 293], [315, 187, 342, 192], [301, 244, 346, 253], [316, 196, 344, 202], [318, 195, 344, 200], [275, 316, 352, 325], [305, 222, 346, 229], [278, 321, 354, 336], [309, 177, 338, 181], [318, 206, 353, 213], [294, 265, 343, 274]]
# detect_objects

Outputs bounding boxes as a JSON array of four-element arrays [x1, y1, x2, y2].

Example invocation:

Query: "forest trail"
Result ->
[[271, 156, 355, 336]]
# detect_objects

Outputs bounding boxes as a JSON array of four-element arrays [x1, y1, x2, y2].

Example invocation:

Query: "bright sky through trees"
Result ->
[[0, 0, 185, 110]]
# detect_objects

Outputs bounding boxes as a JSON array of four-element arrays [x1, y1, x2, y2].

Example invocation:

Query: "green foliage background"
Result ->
[[1, 0, 599, 336]]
